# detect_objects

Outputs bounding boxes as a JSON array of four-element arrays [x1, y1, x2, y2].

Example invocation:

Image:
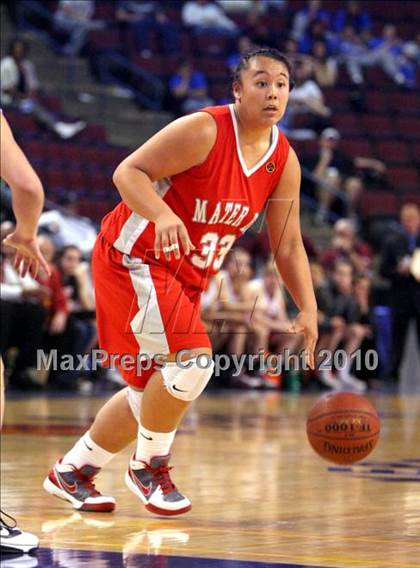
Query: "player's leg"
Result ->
[[0, 357, 39, 554], [126, 347, 214, 516]]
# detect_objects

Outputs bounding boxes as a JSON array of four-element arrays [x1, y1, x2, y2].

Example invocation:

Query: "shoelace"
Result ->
[[146, 464, 176, 495], [0, 510, 17, 530], [71, 468, 100, 497]]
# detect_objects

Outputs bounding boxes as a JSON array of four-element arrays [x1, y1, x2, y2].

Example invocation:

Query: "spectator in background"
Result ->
[[167, 59, 214, 116], [53, 0, 105, 57], [314, 166, 342, 224], [243, 10, 279, 48], [247, 261, 303, 389], [115, 1, 179, 56], [353, 273, 376, 379], [38, 193, 98, 257], [308, 40, 338, 87], [334, 0, 371, 35], [56, 245, 96, 365], [0, 221, 48, 390], [306, 127, 386, 199], [340, 24, 407, 86], [397, 41, 419, 89], [291, 0, 331, 42], [226, 36, 255, 74], [280, 59, 332, 140], [343, 175, 363, 220], [380, 203, 420, 381], [217, 0, 266, 14], [182, 0, 238, 36], [0, 38, 86, 139], [318, 260, 368, 392], [320, 218, 373, 276]]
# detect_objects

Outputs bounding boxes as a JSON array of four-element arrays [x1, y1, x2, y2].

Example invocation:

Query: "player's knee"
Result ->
[[161, 355, 215, 402]]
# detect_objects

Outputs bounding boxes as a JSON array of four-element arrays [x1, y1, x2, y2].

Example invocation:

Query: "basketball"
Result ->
[[306, 393, 380, 465]]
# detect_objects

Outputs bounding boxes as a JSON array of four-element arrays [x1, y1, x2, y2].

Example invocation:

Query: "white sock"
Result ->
[[62, 431, 115, 469], [135, 423, 176, 464]]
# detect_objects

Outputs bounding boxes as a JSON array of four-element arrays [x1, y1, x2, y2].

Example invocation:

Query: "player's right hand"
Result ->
[[2, 231, 51, 278], [153, 210, 195, 261]]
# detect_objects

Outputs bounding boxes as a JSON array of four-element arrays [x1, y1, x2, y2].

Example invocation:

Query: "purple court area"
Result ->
[[4, 549, 331, 568]]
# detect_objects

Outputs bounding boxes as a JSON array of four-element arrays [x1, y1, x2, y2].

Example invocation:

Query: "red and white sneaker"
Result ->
[[43, 459, 116, 512], [125, 454, 191, 516]]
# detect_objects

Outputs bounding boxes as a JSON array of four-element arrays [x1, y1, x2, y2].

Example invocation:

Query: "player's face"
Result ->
[[234, 57, 290, 126]]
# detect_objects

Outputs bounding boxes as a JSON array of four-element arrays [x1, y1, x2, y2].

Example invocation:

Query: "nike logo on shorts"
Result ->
[[173, 385, 187, 392]]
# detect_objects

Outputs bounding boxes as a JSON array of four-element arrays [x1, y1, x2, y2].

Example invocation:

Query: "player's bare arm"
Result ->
[[113, 112, 217, 260], [0, 111, 49, 277], [266, 147, 318, 369]]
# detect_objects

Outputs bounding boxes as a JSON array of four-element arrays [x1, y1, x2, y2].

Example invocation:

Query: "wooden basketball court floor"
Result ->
[[1, 390, 419, 568]]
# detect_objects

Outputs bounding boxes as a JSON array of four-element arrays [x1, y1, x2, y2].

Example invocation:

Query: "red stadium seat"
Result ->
[[361, 116, 394, 138], [359, 191, 398, 218], [324, 89, 350, 111], [365, 91, 388, 113], [332, 113, 363, 136], [374, 141, 411, 165], [396, 118, 420, 140], [388, 92, 419, 116], [340, 138, 372, 158], [387, 167, 419, 190]]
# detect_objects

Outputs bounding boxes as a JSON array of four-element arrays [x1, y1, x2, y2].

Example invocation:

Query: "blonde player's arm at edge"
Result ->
[[113, 112, 217, 261], [265, 147, 318, 369], [0, 111, 50, 277]]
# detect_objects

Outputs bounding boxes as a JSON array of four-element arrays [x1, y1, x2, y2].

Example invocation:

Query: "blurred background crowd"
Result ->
[[1, 0, 419, 395]]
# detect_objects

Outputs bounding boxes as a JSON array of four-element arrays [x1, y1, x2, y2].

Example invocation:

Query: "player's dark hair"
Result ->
[[232, 47, 295, 91]]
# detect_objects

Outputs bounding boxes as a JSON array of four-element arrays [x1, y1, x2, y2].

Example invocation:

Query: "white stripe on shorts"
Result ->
[[123, 255, 170, 356]]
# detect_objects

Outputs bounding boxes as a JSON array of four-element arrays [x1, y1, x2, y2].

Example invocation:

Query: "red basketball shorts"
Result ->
[[92, 233, 211, 389]]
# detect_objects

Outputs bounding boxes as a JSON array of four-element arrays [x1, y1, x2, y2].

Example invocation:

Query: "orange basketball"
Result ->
[[306, 393, 380, 465]]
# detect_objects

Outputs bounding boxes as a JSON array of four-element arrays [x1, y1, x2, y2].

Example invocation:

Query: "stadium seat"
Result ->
[[374, 141, 411, 165], [340, 138, 372, 158], [361, 116, 394, 138], [387, 167, 419, 190], [359, 191, 398, 218]]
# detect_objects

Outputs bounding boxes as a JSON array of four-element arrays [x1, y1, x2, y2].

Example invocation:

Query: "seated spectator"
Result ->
[[53, 0, 105, 57], [353, 273, 377, 379], [397, 41, 419, 90], [182, 0, 238, 36], [380, 202, 420, 381], [308, 40, 338, 87], [333, 0, 371, 35], [211, 248, 264, 388], [343, 175, 363, 220], [217, 0, 265, 14], [314, 166, 342, 224], [316, 259, 368, 391], [226, 36, 255, 74], [0, 221, 48, 390], [319, 218, 373, 275], [314, 170, 362, 223], [280, 59, 332, 140], [298, 19, 335, 55], [291, 0, 331, 42], [56, 245, 96, 361], [243, 10, 279, 48], [115, 1, 179, 56], [247, 261, 303, 388], [339, 24, 407, 86], [305, 127, 386, 199], [1, 38, 86, 139], [167, 60, 214, 116], [38, 193, 98, 257]]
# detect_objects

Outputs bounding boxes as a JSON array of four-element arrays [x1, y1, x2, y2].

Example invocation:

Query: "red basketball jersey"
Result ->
[[101, 104, 290, 291]]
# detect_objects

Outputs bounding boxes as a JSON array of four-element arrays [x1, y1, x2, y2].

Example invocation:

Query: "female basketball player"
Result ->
[[44, 48, 318, 516], [1, 110, 49, 554]]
